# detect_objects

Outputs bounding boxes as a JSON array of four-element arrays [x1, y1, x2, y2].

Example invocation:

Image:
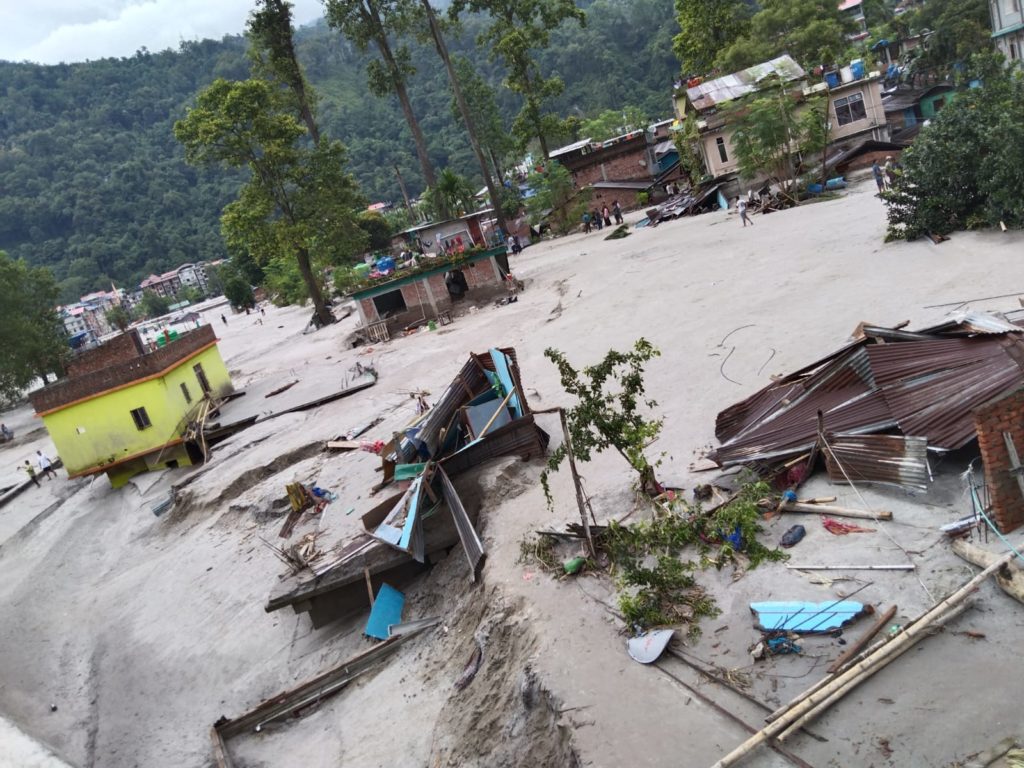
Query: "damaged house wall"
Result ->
[[974, 389, 1024, 533]]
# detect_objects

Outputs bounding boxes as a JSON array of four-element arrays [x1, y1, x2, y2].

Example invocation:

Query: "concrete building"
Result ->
[[29, 325, 233, 487], [351, 247, 509, 336], [990, 0, 1024, 61], [674, 55, 889, 183], [176, 263, 211, 295], [139, 270, 183, 298]]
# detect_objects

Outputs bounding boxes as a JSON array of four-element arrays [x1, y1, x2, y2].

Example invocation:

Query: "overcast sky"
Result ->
[[0, 0, 325, 64]]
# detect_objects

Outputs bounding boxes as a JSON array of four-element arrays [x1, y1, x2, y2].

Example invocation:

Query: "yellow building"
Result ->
[[30, 325, 233, 487]]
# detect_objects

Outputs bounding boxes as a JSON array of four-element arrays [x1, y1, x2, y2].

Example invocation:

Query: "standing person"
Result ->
[[1, 423, 12, 441], [582, 211, 591, 233], [871, 160, 886, 193], [220, 314, 228, 326], [22, 460, 39, 488], [612, 200, 623, 225], [737, 197, 753, 227], [883, 156, 896, 188], [602, 204, 612, 227], [36, 450, 56, 480], [592, 209, 603, 230]]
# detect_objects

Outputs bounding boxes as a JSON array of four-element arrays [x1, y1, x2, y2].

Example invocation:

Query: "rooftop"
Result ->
[[686, 55, 807, 111]]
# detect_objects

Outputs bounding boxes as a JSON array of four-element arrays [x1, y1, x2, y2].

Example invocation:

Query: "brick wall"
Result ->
[[32, 325, 218, 414], [67, 330, 145, 377], [572, 148, 653, 188], [974, 389, 1024, 533]]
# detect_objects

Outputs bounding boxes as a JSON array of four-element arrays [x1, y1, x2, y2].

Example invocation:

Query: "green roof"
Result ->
[[350, 247, 504, 300]]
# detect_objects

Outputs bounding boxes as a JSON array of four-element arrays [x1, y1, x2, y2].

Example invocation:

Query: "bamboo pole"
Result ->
[[559, 408, 595, 559], [826, 605, 897, 674], [786, 564, 913, 571], [783, 501, 891, 520], [710, 547, 1017, 768], [476, 387, 516, 439], [776, 602, 970, 743]]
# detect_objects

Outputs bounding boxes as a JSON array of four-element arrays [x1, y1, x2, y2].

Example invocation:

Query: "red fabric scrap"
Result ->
[[821, 517, 875, 535]]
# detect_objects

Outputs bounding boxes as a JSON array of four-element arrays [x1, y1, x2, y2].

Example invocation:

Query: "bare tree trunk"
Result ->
[[295, 245, 333, 327], [367, 7, 436, 189], [421, 0, 510, 238]]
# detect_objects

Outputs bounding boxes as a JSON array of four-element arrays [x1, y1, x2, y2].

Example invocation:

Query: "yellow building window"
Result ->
[[130, 407, 152, 431], [194, 363, 211, 394]]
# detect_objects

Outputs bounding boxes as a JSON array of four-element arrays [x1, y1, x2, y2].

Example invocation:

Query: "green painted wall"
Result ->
[[920, 91, 954, 120], [41, 344, 232, 483]]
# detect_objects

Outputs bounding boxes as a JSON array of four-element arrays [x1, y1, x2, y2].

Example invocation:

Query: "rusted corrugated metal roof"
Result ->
[[710, 325, 1024, 472], [824, 434, 931, 490], [686, 55, 806, 111]]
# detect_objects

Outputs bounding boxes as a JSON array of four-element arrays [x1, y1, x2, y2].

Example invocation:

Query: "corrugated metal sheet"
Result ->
[[824, 434, 931, 490], [438, 466, 484, 580], [686, 56, 806, 110], [711, 327, 1024, 473]]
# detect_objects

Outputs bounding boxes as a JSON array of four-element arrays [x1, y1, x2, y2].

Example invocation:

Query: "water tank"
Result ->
[[825, 71, 841, 89], [851, 59, 866, 80]]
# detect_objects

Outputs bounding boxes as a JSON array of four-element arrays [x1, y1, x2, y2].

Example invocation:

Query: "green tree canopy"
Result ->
[[0, 251, 65, 400], [526, 161, 586, 235], [174, 78, 366, 323], [672, 0, 751, 76], [140, 290, 171, 318], [886, 56, 1024, 240], [580, 105, 648, 141], [717, 0, 852, 72], [450, 0, 585, 158]]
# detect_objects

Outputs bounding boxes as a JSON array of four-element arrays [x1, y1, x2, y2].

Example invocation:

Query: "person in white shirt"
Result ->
[[36, 450, 56, 480]]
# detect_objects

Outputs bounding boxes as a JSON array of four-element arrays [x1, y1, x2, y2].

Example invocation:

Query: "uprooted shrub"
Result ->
[[542, 339, 664, 500], [603, 480, 788, 637]]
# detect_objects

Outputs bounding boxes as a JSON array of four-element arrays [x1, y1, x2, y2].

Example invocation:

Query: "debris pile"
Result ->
[[710, 311, 1024, 498], [266, 347, 548, 626]]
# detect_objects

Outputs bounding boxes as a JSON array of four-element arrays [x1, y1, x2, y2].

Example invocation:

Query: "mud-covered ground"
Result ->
[[2, 179, 1024, 768]]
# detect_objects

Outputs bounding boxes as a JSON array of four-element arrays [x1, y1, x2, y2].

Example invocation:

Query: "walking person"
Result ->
[[883, 156, 897, 188], [582, 211, 591, 233], [871, 160, 886, 193], [22, 460, 39, 488], [602, 204, 612, 228], [737, 197, 753, 227], [36, 450, 56, 480], [612, 200, 623, 225], [221, 314, 228, 326], [592, 209, 603, 230]]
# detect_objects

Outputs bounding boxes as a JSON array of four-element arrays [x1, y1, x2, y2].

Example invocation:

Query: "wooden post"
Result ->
[[782, 501, 891, 520], [559, 408, 595, 559]]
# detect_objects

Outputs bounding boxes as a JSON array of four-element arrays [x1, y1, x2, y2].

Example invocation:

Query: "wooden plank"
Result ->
[[782, 501, 891, 521], [326, 440, 362, 451], [210, 725, 233, 768]]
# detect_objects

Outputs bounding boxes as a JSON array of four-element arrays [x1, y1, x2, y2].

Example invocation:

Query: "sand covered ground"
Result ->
[[2, 179, 1024, 768]]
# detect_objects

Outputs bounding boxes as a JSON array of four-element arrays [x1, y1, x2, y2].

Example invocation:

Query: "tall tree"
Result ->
[[450, 56, 514, 180], [247, 0, 322, 144], [0, 251, 65, 400], [174, 79, 366, 326], [672, 0, 751, 76], [450, 0, 584, 159], [717, 0, 851, 72], [420, 0, 509, 236], [324, 0, 438, 188]]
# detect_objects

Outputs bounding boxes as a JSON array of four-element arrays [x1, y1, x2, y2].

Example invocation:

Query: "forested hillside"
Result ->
[[0, 0, 678, 301]]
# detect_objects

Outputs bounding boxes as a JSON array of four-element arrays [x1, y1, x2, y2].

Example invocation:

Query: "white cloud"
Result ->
[[0, 0, 324, 65]]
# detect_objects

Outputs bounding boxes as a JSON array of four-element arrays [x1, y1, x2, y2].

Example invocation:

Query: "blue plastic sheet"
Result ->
[[365, 584, 405, 640], [750, 601, 865, 633]]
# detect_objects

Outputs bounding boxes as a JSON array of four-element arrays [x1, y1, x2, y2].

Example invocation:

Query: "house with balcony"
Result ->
[[29, 325, 233, 487], [990, 0, 1024, 61], [673, 55, 890, 194]]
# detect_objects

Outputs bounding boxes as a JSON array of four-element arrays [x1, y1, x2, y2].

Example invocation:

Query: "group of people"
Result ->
[[21, 450, 57, 487], [582, 201, 624, 233], [439, 235, 467, 255], [871, 155, 900, 193]]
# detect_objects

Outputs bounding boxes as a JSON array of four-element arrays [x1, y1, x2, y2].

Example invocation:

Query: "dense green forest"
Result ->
[[0, 0, 679, 301]]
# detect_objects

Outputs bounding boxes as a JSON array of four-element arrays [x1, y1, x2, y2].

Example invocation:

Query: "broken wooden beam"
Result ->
[[782, 501, 891, 521], [786, 564, 914, 572], [952, 539, 1024, 605]]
